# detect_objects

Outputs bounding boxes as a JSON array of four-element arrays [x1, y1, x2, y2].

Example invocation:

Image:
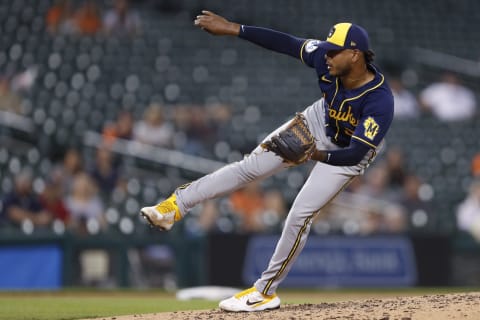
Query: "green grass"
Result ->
[[0, 291, 216, 320], [0, 287, 478, 320]]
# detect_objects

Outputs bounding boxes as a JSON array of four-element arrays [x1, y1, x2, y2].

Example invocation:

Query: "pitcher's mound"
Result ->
[[89, 292, 480, 320]]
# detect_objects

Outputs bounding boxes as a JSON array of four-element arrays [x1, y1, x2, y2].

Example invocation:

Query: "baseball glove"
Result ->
[[261, 113, 316, 165]]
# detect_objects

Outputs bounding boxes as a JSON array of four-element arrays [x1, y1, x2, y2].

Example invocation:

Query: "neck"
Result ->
[[341, 66, 374, 90]]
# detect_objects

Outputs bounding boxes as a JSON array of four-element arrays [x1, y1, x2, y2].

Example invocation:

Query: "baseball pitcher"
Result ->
[[141, 11, 394, 312]]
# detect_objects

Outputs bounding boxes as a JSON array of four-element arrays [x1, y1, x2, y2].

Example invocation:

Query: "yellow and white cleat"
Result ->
[[219, 287, 281, 312], [140, 194, 182, 231]]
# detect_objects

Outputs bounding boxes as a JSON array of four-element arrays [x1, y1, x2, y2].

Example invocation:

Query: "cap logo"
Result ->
[[326, 23, 352, 47], [327, 26, 336, 38], [351, 41, 356, 47]]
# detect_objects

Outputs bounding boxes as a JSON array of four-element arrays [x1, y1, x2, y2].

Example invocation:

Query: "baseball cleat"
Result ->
[[219, 287, 280, 312], [140, 194, 182, 231]]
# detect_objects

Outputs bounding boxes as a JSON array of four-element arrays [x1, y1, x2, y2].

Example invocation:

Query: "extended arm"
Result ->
[[194, 10, 241, 35], [194, 10, 305, 59]]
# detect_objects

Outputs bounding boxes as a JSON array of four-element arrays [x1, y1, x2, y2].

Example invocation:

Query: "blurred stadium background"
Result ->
[[0, 0, 479, 291]]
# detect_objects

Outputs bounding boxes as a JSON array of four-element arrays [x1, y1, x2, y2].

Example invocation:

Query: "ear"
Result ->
[[351, 50, 361, 63]]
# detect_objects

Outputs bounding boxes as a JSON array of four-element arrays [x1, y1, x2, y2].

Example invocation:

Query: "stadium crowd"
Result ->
[[0, 0, 479, 287]]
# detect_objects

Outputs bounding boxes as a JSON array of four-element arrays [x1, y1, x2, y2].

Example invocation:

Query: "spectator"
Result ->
[[384, 146, 408, 189], [229, 181, 265, 232], [1, 170, 52, 230], [88, 146, 121, 195], [0, 77, 23, 114], [65, 172, 106, 235], [172, 105, 201, 155], [103, 0, 142, 36], [398, 174, 433, 230], [73, 0, 102, 36], [419, 72, 477, 121], [39, 169, 71, 224], [45, 0, 76, 35], [55, 147, 84, 196], [471, 153, 480, 177], [456, 179, 480, 242], [360, 204, 407, 235], [133, 103, 174, 147], [206, 103, 233, 139], [261, 189, 287, 231], [64, 172, 110, 285], [10, 66, 38, 93], [229, 181, 286, 233], [356, 165, 400, 203], [185, 199, 221, 235], [172, 104, 215, 156], [360, 208, 384, 235], [102, 110, 134, 144], [390, 77, 419, 119], [382, 204, 408, 233]]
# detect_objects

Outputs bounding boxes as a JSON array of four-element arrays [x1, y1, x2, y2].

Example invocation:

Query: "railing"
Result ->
[[412, 47, 480, 78], [0, 110, 34, 134], [83, 130, 227, 175]]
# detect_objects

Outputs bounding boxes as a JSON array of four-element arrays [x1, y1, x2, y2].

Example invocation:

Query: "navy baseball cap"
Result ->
[[319, 22, 370, 52]]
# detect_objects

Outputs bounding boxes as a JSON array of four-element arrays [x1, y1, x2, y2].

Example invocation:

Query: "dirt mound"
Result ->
[[90, 292, 480, 320]]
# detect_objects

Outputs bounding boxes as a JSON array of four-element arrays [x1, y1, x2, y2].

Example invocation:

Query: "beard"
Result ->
[[329, 63, 351, 77]]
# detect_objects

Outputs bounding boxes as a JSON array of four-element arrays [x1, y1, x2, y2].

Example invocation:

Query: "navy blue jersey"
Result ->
[[300, 39, 394, 149]]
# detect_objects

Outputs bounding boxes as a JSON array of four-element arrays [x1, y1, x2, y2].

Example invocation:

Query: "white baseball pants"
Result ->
[[175, 98, 378, 295]]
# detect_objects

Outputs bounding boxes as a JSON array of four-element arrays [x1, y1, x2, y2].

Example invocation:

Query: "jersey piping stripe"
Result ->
[[351, 135, 377, 148], [333, 73, 385, 141], [330, 78, 340, 141], [300, 40, 310, 64], [329, 78, 340, 108], [261, 176, 355, 295]]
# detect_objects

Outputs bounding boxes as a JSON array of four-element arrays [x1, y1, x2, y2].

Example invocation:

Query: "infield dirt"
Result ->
[[88, 292, 480, 320]]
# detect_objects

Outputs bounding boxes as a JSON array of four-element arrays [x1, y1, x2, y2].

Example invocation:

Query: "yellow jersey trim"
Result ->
[[351, 135, 377, 148], [333, 73, 385, 141], [330, 78, 340, 140], [300, 40, 309, 64]]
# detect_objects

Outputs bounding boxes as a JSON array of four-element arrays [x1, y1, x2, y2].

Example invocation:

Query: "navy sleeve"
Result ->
[[238, 25, 306, 60], [351, 87, 394, 148], [300, 40, 327, 70], [323, 139, 371, 166]]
